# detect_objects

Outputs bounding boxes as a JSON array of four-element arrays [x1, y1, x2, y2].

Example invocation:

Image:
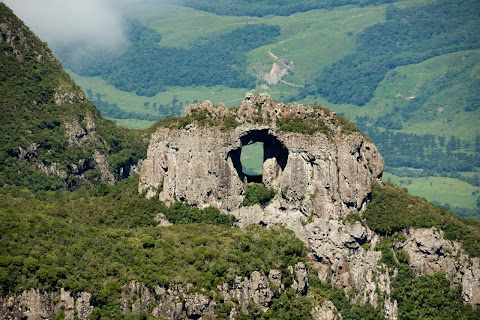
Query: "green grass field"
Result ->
[[383, 172, 479, 210], [367, 50, 480, 140], [241, 142, 264, 176], [69, 3, 391, 127], [70, 0, 451, 133]]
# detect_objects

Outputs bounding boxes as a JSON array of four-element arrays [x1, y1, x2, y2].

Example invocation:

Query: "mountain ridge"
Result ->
[[0, 3, 146, 191]]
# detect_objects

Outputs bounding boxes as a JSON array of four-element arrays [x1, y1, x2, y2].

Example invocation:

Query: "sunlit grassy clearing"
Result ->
[[241, 142, 264, 176], [383, 172, 479, 210]]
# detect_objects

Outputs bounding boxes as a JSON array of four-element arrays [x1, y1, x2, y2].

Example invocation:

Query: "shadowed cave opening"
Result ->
[[228, 129, 289, 184]]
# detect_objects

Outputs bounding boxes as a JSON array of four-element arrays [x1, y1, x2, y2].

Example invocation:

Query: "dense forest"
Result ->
[[58, 21, 281, 97], [182, 0, 398, 17], [1, 177, 479, 319], [306, 0, 480, 105], [355, 117, 480, 174]]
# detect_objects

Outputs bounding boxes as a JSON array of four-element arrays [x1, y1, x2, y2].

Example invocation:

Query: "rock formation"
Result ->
[[139, 93, 479, 318], [0, 265, 309, 319], [0, 289, 92, 320], [400, 227, 480, 305], [140, 93, 383, 220]]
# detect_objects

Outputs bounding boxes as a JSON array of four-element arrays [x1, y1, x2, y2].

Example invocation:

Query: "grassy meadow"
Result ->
[[383, 172, 479, 210], [241, 142, 264, 176]]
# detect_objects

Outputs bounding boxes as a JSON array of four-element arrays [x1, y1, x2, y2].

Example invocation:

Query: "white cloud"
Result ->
[[3, 0, 148, 51]]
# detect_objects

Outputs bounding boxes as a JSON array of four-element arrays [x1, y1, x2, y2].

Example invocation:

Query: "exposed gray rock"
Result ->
[[218, 271, 273, 312], [400, 228, 480, 305], [311, 299, 342, 320], [119, 268, 304, 319], [138, 93, 391, 316], [290, 262, 309, 294], [54, 84, 85, 106], [0, 289, 92, 320], [155, 212, 173, 226], [140, 93, 383, 221], [75, 292, 93, 320], [136, 93, 478, 319], [185, 292, 214, 318], [93, 151, 115, 184]]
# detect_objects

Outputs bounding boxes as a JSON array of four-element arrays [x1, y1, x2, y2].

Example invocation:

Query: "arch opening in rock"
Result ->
[[228, 129, 289, 185]]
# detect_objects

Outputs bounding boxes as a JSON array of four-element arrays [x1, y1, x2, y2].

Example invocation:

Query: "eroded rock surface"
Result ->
[[0, 289, 92, 320], [400, 228, 480, 305], [139, 93, 383, 220], [138, 93, 395, 316], [138, 93, 480, 318]]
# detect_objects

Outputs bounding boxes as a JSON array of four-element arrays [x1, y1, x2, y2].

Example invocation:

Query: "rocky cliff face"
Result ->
[[139, 93, 479, 318], [0, 289, 92, 320], [401, 227, 480, 305], [1, 265, 311, 320], [140, 93, 383, 220]]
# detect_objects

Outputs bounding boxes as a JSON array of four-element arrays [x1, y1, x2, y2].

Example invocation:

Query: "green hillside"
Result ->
[[1, 3, 480, 318], [0, 4, 146, 191]]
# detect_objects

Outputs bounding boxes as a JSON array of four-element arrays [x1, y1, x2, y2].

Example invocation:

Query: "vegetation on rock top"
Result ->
[[363, 182, 480, 257], [243, 183, 276, 207]]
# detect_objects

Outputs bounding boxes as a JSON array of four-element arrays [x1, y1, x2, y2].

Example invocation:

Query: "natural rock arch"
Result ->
[[228, 129, 289, 184], [139, 93, 384, 218]]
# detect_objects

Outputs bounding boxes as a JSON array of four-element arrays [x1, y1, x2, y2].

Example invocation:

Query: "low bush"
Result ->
[[243, 183, 276, 206]]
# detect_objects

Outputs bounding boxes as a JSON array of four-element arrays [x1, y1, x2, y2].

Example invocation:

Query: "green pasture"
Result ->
[[368, 50, 480, 140], [105, 118, 157, 130], [383, 172, 479, 210], [70, 3, 389, 127], [241, 142, 264, 176], [130, 4, 256, 48]]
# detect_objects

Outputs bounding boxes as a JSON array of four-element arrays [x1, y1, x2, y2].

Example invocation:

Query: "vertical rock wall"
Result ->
[[139, 94, 383, 222]]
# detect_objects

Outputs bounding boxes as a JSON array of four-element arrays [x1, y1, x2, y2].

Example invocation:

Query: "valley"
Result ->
[[53, 0, 479, 217]]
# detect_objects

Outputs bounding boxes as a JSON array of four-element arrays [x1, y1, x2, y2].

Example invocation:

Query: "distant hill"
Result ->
[[1, 4, 479, 319]]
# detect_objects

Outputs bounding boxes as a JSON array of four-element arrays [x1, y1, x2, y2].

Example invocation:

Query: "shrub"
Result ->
[[243, 183, 276, 206], [364, 182, 480, 257]]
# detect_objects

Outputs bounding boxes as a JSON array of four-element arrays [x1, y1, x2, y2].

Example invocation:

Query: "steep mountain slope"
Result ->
[[0, 4, 146, 191]]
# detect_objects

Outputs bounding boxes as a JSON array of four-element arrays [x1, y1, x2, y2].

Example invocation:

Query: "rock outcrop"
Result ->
[[139, 93, 383, 221], [0, 289, 92, 320], [120, 264, 308, 319], [138, 93, 392, 315], [1, 266, 310, 320], [139, 93, 479, 318], [400, 227, 480, 305]]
